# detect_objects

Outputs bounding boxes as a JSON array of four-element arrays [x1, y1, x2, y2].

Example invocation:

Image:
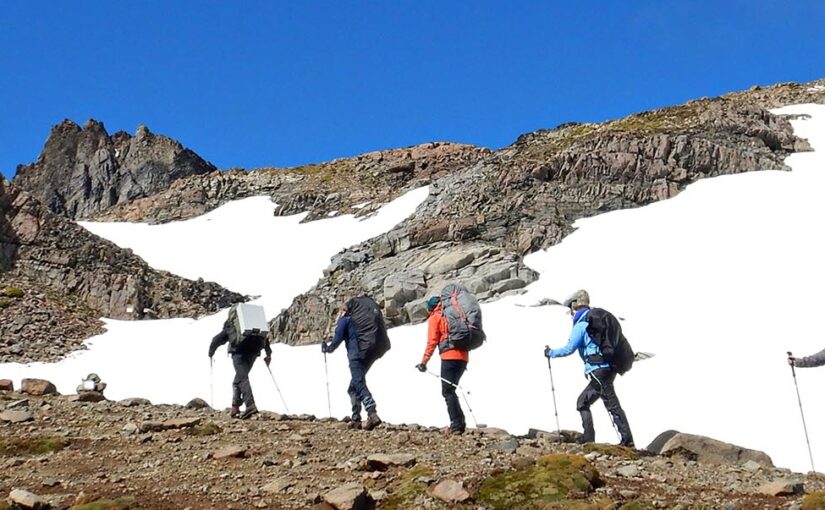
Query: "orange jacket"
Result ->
[[421, 304, 469, 364]]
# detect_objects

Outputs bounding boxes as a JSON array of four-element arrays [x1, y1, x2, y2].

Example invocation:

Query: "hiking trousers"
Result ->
[[232, 352, 257, 408], [441, 359, 467, 433], [576, 367, 633, 445], [347, 356, 377, 420]]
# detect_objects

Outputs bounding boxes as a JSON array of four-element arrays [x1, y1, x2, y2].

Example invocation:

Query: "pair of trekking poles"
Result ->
[[208, 357, 290, 414]]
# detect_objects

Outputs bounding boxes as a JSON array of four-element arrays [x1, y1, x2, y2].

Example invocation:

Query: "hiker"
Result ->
[[208, 304, 271, 419], [416, 295, 469, 435], [322, 296, 390, 430], [544, 289, 634, 447], [788, 348, 825, 368]]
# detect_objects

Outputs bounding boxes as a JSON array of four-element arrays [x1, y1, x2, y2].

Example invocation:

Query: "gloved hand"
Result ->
[[208, 348, 216, 359], [321, 342, 329, 354], [415, 363, 426, 372], [788, 356, 797, 366], [544, 346, 552, 358], [264, 356, 272, 366]]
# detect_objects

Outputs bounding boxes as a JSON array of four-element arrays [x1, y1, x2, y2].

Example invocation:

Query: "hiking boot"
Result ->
[[619, 439, 635, 449], [575, 435, 594, 445], [349, 420, 362, 430], [240, 405, 258, 420], [442, 427, 465, 436], [364, 411, 382, 431], [230, 406, 240, 419]]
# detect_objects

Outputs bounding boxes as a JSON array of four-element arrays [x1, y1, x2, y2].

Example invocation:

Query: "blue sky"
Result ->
[[1, 1, 823, 179]]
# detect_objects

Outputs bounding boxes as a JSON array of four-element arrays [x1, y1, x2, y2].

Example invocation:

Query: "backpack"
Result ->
[[585, 307, 634, 375], [439, 283, 486, 352], [346, 296, 391, 359], [226, 304, 268, 350]]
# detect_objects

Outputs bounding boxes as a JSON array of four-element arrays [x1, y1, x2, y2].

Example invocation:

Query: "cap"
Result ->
[[563, 289, 590, 309]]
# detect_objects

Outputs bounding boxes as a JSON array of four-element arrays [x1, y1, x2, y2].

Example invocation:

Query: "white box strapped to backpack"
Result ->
[[234, 303, 268, 337]]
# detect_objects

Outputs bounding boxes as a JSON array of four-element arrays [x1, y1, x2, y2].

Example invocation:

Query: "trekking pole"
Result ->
[[545, 346, 562, 443], [265, 364, 290, 414], [788, 351, 816, 472], [323, 351, 332, 418], [209, 357, 214, 409], [424, 370, 479, 428]]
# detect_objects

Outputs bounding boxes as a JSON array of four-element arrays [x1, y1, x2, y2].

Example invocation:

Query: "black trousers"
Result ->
[[576, 367, 633, 444], [232, 352, 257, 408], [441, 360, 467, 433]]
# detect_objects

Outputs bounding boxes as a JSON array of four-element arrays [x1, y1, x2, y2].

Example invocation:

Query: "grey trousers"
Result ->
[[232, 352, 257, 408]]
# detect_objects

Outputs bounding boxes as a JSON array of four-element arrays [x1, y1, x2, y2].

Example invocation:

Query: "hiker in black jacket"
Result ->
[[209, 305, 271, 419]]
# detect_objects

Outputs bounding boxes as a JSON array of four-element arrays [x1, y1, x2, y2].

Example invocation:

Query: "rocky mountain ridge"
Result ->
[[0, 177, 243, 362], [1, 381, 824, 510]]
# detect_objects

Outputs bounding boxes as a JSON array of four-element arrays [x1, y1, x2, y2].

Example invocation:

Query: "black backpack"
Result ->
[[585, 308, 634, 375], [346, 296, 391, 359]]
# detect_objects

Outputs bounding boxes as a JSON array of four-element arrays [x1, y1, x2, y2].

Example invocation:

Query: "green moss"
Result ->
[[1, 287, 24, 298], [608, 105, 699, 133], [0, 436, 69, 456], [620, 502, 654, 510], [69, 497, 136, 510], [381, 464, 434, 510], [803, 491, 825, 510], [184, 421, 221, 436], [477, 454, 602, 510], [582, 443, 639, 460], [0, 298, 10, 308]]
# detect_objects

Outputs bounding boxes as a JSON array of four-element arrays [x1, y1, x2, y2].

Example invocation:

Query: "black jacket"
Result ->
[[208, 320, 272, 358]]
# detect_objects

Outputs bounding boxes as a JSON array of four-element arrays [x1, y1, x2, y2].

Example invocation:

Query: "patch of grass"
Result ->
[[803, 491, 825, 510], [184, 421, 221, 436], [0, 436, 69, 456], [74, 421, 96, 428], [620, 502, 655, 510], [1, 287, 24, 298], [476, 454, 602, 510], [0, 298, 10, 308], [582, 443, 639, 460], [69, 497, 136, 510], [608, 104, 699, 133], [381, 464, 434, 510]]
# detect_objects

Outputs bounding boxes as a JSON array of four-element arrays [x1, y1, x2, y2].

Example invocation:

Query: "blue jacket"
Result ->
[[548, 308, 611, 375], [327, 316, 362, 360]]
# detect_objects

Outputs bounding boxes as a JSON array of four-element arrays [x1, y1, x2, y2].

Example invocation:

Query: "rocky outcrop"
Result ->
[[271, 81, 823, 345], [0, 178, 243, 362], [94, 142, 491, 224], [651, 431, 774, 467], [13, 119, 216, 220]]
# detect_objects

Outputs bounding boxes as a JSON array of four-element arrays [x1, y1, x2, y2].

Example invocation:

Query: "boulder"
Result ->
[[322, 483, 373, 510], [0, 409, 33, 423], [20, 379, 57, 396], [69, 391, 105, 402], [430, 480, 471, 504], [758, 479, 804, 496], [162, 417, 201, 429], [186, 398, 210, 409], [8, 488, 50, 509], [119, 398, 151, 407], [659, 432, 773, 467], [0, 379, 13, 391], [365, 453, 417, 471]]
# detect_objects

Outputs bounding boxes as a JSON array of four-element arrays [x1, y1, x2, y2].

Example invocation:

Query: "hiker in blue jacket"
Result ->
[[544, 289, 634, 447], [322, 305, 382, 431]]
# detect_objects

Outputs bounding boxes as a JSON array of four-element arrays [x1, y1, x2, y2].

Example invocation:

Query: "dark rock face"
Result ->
[[13, 119, 216, 220], [0, 178, 243, 362], [270, 82, 823, 345]]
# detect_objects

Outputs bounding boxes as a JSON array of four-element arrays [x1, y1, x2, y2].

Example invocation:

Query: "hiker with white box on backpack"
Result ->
[[544, 289, 635, 447]]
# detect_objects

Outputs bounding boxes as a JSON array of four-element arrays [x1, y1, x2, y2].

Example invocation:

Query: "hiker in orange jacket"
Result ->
[[416, 296, 469, 434]]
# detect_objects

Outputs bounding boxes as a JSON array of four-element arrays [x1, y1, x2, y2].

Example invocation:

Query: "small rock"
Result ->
[[9, 488, 51, 509], [186, 398, 210, 409], [214, 446, 247, 460], [6, 399, 29, 409], [262, 477, 293, 494], [511, 456, 536, 470], [430, 479, 471, 504], [42, 478, 60, 488], [758, 479, 803, 496], [0, 379, 14, 391], [122, 423, 139, 435], [0, 409, 33, 423], [491, 437, 519, 454], [163, 417, 201, 429], [742, 460, 761, 472], [616, 464, 641, 478], [119, 398, 151, 407], [366, 453, 416, 470], [322, 483, 372, 510], [69, 391, 105, 402], [20, 378, 58, 396]]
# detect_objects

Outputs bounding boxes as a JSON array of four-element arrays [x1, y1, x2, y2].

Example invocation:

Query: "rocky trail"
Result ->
[[1, 380, 824, 510]]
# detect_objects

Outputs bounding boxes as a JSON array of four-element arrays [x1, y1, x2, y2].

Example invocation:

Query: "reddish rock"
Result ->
[[21, 378, 58, 396], [430, 479, 471, 504], [0, 379, 13, 391], [214, 446, 247, 460]]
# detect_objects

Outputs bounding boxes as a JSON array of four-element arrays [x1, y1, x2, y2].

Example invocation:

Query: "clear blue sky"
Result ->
[[2, 1, 824, 179]]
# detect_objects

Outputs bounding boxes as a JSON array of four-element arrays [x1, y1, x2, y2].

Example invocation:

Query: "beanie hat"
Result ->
[[563, 289, 590, 309], [426, 296, 440, 312]]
